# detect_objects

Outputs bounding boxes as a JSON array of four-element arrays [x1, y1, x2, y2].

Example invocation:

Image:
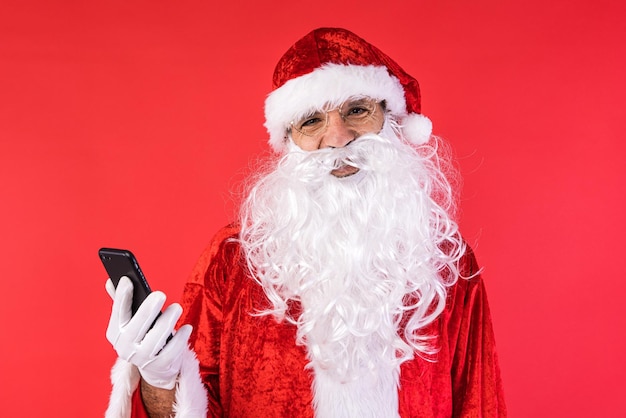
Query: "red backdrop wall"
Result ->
[[1, 0, 624, 416]]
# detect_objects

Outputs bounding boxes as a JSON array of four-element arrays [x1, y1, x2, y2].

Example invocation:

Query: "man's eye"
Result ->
[[345, 106, 370, 118], [350, 106, 367, 114], [299, 116, 323, 128]]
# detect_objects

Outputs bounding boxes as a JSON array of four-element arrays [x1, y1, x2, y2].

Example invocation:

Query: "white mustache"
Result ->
[[289, 133, 392, 174]]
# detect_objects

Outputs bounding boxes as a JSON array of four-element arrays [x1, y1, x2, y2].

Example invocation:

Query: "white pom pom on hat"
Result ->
[[401, 113, 433, 145], [264, 27, 433, 153]]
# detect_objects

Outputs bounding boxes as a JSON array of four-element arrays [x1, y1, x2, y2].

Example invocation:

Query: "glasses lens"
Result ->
[[340, 98, 377, 124], [292, 110, 328, 137]]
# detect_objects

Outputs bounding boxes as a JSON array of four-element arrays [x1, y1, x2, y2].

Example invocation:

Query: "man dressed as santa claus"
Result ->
[[104, 27, 506, 418]]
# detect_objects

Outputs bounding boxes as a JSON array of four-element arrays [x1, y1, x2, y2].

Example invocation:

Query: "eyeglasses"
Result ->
[[289, 97, 383, 142]]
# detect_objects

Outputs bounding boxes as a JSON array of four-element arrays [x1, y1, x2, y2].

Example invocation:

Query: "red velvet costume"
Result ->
[[106, 27, 508, 418], [127, 224, 506, 417]]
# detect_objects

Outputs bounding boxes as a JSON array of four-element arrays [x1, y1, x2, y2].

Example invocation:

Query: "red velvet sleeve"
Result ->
[[447, 248, 507, 417], [130, 386, 150, 418], [127, 226, 238, 418], [176, 224, 241, 417]]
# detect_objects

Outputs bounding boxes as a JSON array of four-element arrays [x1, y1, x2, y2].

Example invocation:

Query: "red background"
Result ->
[[1, 1, 624, 416]]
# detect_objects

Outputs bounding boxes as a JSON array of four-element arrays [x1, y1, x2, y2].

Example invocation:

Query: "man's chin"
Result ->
[[330, 165, 360, 178]]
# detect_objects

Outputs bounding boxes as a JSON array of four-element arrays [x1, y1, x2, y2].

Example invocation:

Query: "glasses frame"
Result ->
[[288, 97, 383, 141]]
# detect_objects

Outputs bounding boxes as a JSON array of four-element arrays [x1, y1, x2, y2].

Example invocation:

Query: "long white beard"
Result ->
[[239, 127, 465, 417]]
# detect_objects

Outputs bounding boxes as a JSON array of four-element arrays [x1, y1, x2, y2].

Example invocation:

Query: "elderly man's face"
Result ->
[[289, 98, 385, 150], [288, 98, 385, 177]]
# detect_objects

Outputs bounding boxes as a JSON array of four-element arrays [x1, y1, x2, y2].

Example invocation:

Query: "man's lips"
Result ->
[[330, 164, 360, 178]]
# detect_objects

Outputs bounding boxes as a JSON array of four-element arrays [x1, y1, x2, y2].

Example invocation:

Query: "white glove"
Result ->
[[105, 277, 193, 390]]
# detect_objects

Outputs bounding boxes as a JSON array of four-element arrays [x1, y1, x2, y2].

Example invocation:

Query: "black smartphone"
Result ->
[[99, 247, 152, 315]]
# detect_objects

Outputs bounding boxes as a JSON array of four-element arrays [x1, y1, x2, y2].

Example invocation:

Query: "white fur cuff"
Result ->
[[105, 348, 208, 418]]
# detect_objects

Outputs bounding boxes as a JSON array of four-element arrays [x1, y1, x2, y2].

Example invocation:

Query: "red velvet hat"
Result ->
[[264, 27, 432, 153]]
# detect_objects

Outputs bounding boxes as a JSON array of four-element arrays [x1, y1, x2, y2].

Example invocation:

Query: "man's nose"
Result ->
[[319, 111, 357, 148]]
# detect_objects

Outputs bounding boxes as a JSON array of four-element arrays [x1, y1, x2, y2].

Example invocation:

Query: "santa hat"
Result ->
[[264, 27, 433, 153]]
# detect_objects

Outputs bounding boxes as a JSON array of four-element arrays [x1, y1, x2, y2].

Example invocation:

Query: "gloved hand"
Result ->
[[105, 277, 193, 390]]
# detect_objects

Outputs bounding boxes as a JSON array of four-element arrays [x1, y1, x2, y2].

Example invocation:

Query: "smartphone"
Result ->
[[99, 247, 152, 315]]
